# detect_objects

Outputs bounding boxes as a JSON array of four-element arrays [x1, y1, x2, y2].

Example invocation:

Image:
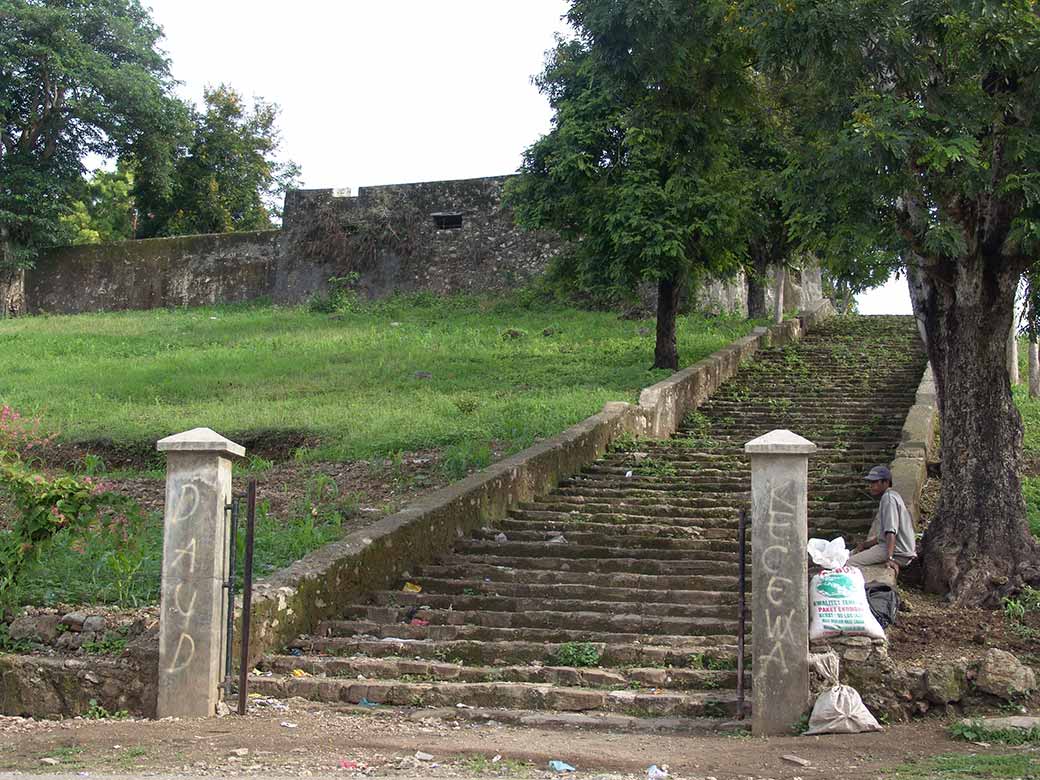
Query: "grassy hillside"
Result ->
[[0, 295, 756, 470]]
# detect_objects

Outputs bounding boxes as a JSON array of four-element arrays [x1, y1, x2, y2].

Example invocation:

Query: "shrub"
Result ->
[[0, 408, 143, 608]]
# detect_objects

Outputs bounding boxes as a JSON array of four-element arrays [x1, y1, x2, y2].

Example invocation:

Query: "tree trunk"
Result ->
[[0, 225, 25, 318], [907, 253, 1040, 606], [653, 273, 682, 370], [1030, 340, 1039, 399], [773, 266, 785, 324], [746, 250, 769, 319], [1008, 321, 1020, 386]]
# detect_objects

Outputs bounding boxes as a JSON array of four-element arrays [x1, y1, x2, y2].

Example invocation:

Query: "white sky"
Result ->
[[142, 0, 911, 315], [145, 0, 572, 192]]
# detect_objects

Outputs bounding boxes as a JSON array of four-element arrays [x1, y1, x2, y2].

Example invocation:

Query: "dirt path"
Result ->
[[0, 705, 1011, 779]]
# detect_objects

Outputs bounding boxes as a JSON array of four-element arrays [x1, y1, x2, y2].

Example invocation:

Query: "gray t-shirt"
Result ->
[[868, 488, 916, 561]]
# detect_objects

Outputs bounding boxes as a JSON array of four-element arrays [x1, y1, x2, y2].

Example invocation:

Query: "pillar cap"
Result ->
[[157, 427, 246, 458], [745, 429, 817, 455]]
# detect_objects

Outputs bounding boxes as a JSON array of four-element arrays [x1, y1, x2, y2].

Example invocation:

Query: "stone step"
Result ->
[[434, 553, 739, 576], [315, 619, 740, 643], [472, 528, 740, 552], [286, 637, 739, 667], [498, 517, 742, 540], [259, 655, 745, 691], [247, 675, 742, 717], [348, 602, 739, 630], [414, 563, 740, 591], [399, 577, 740, 605], [368, 591, 738, 618], [269, 315, 924, 726], [467, 532, 744, 557]]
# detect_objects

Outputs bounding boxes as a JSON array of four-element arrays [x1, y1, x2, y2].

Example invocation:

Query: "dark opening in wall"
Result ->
[[432, 211, 463, 230]]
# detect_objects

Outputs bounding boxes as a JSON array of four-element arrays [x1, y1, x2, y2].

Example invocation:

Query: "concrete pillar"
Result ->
[[745, 429, 816, 736], [156, 428, 245, 718], [1008, 323, 1020, 386], [1029, 340, 1039, 399], [773, 267, 785, 324]]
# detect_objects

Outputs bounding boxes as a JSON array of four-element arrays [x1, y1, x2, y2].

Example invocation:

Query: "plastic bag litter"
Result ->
[[549, 760, 576, 772], [810, 565, 886, 640], [647, 764, 669, 780], [402, 582, 422, 593], [804, 652, 882, 735], [807, 536, 850, 570]]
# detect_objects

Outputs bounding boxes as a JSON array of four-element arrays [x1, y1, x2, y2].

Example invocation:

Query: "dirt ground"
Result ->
[[886, 477, 1040, 668], [0, 702, 1023, 780]]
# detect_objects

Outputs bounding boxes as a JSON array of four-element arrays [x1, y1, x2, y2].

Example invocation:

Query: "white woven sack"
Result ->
[[804, 652, 882, 735], [807, 536, 850, 569], [809, 565, 886, 641]]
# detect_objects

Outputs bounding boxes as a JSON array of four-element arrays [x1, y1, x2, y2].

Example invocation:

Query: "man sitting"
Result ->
[[849, 465, 916, 574]]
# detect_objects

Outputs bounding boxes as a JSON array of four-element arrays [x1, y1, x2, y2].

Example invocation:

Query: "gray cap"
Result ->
[[864, 465, 892, 482]]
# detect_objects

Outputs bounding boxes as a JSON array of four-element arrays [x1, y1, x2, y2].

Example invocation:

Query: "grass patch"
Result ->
[[951, 720, 1040, 746], [0, 295, 754, 465], [888, 752, 1040, 779], [1021, 475, 1040, 540], [6, 497, 346, 607]]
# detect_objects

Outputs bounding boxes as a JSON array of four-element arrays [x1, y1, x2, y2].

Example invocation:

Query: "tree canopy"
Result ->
[[747, 0, 1040, 604], [0, 0, 184, 265], [506, 0, 759, 368], [137, 84, 300, 238]]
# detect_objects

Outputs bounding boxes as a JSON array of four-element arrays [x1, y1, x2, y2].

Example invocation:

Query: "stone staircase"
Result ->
[[251, 315, 927, 730]]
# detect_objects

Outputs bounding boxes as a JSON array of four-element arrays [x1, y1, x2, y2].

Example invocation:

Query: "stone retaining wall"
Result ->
[[238, 301, 836, 669], [0, 637, 158, 719], [890, 364, 938, 523]]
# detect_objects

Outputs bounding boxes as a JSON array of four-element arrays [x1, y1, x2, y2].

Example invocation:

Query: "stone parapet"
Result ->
[[890, 364, 938, 523]]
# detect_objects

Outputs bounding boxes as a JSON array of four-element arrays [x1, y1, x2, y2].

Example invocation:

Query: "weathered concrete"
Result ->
[[156, 428, 244, 718], [891, 364, 938, 523], [746, 429, 816, 736]]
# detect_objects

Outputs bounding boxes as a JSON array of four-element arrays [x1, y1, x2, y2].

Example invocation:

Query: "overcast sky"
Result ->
[[143, 0, 911, 314]]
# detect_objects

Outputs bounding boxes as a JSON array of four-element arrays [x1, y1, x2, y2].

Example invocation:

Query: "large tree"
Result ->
[[60, 163, 136, 244], [748, 0, 1040, 604], [138, 84, 300, 238], [505, 0, 754, 368], [0, 0, 184, 310]]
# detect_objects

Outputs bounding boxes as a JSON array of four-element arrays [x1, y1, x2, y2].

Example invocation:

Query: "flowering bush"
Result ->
[[0, 405, 56, 459]]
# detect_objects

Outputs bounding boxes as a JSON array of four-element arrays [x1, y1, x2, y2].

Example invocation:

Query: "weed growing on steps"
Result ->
[[546, 642, 602, 667], [638, 459, 678, 479], [950, 720, 1040, 745], [688, 652, 737, 670]]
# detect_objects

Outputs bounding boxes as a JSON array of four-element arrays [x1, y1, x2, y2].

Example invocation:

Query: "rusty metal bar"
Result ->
[[736, 506, 748, 719], [237, 479, 257, 716], [222, 497, 239, 701]]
